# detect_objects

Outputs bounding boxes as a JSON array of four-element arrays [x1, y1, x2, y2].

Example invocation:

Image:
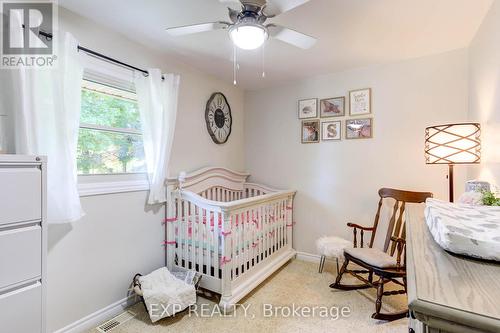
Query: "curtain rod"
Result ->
[[36, 29, 153, 77]]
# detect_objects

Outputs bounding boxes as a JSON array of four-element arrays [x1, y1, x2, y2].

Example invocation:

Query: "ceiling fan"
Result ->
[[165, 0, 317, 50]]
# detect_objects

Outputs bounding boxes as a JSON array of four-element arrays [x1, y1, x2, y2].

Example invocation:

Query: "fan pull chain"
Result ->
[[233, 44, 237, 85], [262, 41, 266, 78]]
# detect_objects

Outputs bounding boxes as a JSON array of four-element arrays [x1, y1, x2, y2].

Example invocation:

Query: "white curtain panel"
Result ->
[[135, 69, 180, 204], [7, 32, 85, 223]]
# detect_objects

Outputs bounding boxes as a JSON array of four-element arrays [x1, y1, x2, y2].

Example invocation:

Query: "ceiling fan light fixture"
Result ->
[[229, 24, 268, 50]]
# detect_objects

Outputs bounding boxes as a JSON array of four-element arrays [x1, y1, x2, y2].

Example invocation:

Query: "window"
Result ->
[[77, 79, 146, 174]]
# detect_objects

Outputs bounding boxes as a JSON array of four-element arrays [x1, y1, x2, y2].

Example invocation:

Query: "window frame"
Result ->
[[77, 58, 149, 197]]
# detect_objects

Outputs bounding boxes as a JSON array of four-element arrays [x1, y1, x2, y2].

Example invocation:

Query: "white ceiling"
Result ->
[[59, 0, 493, 90]]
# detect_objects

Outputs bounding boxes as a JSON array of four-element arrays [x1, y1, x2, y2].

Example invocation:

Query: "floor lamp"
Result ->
[[425, 123, 481, 202]]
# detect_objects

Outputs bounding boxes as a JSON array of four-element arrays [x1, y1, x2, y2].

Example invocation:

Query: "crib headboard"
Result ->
[[166, 167, 250, 195]]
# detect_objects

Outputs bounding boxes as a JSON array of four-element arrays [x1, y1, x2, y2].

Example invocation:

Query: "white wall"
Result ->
[[468, 0, 500, 188], [244, 50, 469, 254], [47, 8, 245, 333]]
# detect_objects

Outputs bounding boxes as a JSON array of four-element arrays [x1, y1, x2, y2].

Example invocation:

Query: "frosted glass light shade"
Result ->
[[230, 24, 268, 50], [425, 123, 481, 164]]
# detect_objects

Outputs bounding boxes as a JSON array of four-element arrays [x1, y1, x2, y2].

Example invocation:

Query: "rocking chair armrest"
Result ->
[[390, 236, 406, 268], [346, 223, 375, 231], [347, 223, 375, 248], [390, 236, 406, 245]]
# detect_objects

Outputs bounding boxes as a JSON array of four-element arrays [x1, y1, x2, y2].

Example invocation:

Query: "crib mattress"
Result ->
[[424, 198, 500, 261], [175, 235, 286, 255]]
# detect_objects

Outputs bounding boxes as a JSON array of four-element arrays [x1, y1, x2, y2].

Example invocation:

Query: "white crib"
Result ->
[[165, 167, 296, 310]]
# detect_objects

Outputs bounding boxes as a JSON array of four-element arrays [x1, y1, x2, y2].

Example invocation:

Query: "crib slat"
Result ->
[[184, 200, 190, 269], [221, 211, 232, 298], [244, 211, 249, 272], [268, 203, 272, 257], [207, 209, 212, 276], [192, 202, 197, 270], [232, 212, 237, 277], [263, 204, 268, 259], [275, 201, 279, 252], [236, 212, 241, 276], [213, 210, 219, 278], [276, 201, 280, 251], [274, 201, 278, 252], [179, 199, 185, 269], [255, 207, 259, 267], [232, 213, 237, 277], [261, 204, 265, 261], [279, 200, 284, 250], [178, 198, 183, 268], [242, 211, 246, 272], [287, 196, 293, 247], [190, 202, 196, 272], [282, 200, 286, 247], [196, 205, 201, 272], [282, 199, 286, 248], [250, 209, 255, 269], [273, 201, 277, 254], [201, 208, 208, 275], [269, 203, 273, 256], [188, 201, 193, 270], [176, 198, 181, 268], [235, 213, 240, 275], [172, 198, 179, 268]]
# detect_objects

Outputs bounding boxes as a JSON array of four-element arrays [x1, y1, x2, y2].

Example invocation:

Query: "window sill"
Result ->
[[78, 175, 150, 197]]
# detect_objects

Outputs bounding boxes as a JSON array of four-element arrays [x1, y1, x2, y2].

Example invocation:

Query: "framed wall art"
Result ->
[[321, 121, 341, 141], [346, 118, 373, 139], [298, 98, 318, 119], [301, 119, 320, 143], [320, 97, 345, 118], [349, 88, 371, 116]]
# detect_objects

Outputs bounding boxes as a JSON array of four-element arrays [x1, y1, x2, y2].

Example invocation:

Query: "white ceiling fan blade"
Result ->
[[267, 24, 316, 49], [219, 0, 266, 6], [263, 0, 310, 17], [218, 0, 243, 9], [166, 22, 230, 37]]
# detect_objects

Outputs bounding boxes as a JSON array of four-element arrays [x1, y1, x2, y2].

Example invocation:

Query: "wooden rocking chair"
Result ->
[[330, 188, 433, 321]]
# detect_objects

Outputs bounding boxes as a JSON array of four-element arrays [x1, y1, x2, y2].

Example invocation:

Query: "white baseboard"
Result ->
[[295, 251, 321, 263], [53, 295, 137, 333]]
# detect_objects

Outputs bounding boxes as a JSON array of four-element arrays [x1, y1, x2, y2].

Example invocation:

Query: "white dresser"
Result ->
[[0, 155, 46, 333]]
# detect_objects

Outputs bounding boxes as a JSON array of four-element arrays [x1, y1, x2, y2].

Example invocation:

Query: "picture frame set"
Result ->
[[299, 88, 373, 143]]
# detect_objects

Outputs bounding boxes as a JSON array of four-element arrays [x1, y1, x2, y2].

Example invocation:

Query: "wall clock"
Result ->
[[205, 92, 232, 144]]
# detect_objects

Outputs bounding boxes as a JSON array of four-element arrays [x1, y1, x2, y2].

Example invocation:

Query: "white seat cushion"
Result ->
[[316, 236, 352, 258], [344, 247, 398, 268]]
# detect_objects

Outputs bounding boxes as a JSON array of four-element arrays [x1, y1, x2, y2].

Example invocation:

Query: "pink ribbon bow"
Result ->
[[220, 256, 232, 266], [162, 217, 177, 224]]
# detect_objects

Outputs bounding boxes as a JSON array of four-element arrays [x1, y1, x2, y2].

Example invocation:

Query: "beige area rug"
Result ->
[[89, 259, 408, 333]]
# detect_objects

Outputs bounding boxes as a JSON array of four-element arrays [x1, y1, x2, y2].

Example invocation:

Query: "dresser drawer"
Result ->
[[0, 282, 42, 333], [0, 225, 41, 289], [0, 167, 42, 226]]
